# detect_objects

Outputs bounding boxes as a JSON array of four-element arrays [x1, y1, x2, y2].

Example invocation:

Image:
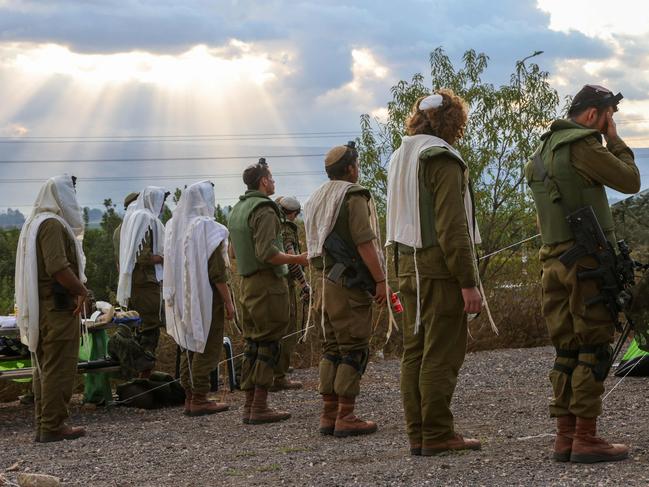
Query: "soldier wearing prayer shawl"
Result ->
[[163, 181, 235, 415], [303, 142, 390, 438], [386, 90, 483, 456], [15, 175, 88, 442], [115, 187, 166, 362], [228, 158, 308, 425]]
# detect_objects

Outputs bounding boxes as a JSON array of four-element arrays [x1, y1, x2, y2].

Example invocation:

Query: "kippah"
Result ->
[[124, 192, 139, 209], [325, 146, 349, 167]]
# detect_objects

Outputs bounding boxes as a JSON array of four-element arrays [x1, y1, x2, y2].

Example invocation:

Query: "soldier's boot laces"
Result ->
[[333, 396, 377, 437], [183, 390, 193, 416], [188, 393, 228, 416], [570, 417, 629, 463], [319, 394, 338, 435], [39, 424, 86, 443], [553, 414, 576, 462], [248, 387, 291, 425], [242, 389, 255, 424], [421, 433, 481, 456]]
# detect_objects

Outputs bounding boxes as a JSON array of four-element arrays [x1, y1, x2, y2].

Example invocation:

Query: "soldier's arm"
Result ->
[[251, 206, 308, 267], [572, 136, 640, 194], [425, 155, 478, 288], [208, 242, 234, 320]]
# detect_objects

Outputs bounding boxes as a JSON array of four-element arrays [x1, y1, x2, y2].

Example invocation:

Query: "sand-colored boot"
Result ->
[[553, 415, 576, 462], [40, 425, 86, 443], [248, 387, 291, 425], [421, 434, 481, 456], [570, 417, 629, 463], [183, 390, 193, 416], [319, 394, 338, 435], [333, 396, 377, 437], [188, 393, 228, 416], [242, 389, 255, 424]]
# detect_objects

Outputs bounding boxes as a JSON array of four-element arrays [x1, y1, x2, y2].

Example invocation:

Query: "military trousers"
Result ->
[[33, 307, 80, 434], [318, 279, 373, 399], [275, 280, 298, 381], [130, 283, 163, 355], [399, 275, 467, 444], [180, 303, 225, 395], [542, 255, 615, 418], [239, 270, 289, 390]]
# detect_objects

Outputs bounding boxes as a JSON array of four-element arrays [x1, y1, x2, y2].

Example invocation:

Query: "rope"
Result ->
[[478, 234, 540, 261], [603, 356, 644, 402]]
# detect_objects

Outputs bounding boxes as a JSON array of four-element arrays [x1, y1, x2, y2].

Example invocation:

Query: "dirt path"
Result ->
[[1, 346, 648, 486]]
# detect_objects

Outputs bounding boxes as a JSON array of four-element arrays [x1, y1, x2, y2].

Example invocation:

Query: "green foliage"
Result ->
[[0, 228, 20, 313], [358, 47, 562, 281]]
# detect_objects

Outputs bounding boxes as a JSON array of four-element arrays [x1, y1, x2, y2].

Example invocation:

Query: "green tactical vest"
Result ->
[[228, 190, 289, 277], [526, 119, 616, 245], [400, 146, 467, 254]]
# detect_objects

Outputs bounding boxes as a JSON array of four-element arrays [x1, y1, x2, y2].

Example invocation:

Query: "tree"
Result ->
[[358, 47, 563, 281]]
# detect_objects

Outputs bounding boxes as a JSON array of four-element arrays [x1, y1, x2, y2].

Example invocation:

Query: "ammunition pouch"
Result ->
[[324, 231, 375, 293], [578, 344, 612, 382], [341, 349, 369, 375]]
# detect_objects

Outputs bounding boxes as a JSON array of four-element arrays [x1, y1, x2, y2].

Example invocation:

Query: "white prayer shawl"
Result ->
[[386, 135, 496, 335], [14, 175, 87, 352], [163, 181, 229, 353], [116, 187, 166, 307]]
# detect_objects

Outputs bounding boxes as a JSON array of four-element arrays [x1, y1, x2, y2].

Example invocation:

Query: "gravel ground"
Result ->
[[1, 346, 648, 486]]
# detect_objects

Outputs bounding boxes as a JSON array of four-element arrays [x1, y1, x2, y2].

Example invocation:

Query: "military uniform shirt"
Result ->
[[37, 219, 79, 305], [249, 205, 282, 263]]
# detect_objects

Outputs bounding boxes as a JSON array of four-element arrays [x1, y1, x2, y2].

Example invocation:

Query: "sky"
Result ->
[[0, 0, 648, 212]]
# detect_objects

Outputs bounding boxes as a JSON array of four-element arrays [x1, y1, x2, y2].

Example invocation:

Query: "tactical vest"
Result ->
[[228, 190, 288, 277], [526, 121, 615, 245], [400, 146, 467, 253], [328, 185, 372, 263]]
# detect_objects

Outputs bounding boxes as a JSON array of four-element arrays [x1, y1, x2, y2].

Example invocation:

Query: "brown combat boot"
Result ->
[[248, 387, 291, 425], [319, 394, 338, 435], [333, 396, 377, 437], [270, 377, 303, 392], [421, 433, 481, 456], [553, 415, 576, 462], [570, 417, 629, 463], [40, 425, 86, 443], [242, 389, 254, 424], [188, 393, 229, 416], [409, 439, 422, 456], [183, 390, 193, 416]]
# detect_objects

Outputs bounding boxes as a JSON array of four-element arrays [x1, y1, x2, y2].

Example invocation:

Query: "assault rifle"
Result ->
[[323, 231, 375, 294], [559, 206, 648, 376]]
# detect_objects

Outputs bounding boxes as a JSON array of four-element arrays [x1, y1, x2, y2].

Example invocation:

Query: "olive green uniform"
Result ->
[[274, 220, 301, 382], [179, 243, 228, 394], [113, 225, 163, 355], [229, 191, 289, 391], [398, 148, 478, 444], [525, 119, 639, 418], [315, 187, 376, 398], [33, 218, 82, 435]]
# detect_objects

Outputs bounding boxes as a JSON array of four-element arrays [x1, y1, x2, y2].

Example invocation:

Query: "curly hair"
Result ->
[[405, 88, 468, 145]]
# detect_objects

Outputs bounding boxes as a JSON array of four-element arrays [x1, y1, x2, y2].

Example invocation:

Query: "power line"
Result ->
[[0, 153, 326, 165]]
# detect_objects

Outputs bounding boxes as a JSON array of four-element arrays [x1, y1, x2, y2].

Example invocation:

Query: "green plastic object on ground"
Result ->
[[0, 359, 32, 383], [615, 338, 649, 377], [80, 330, 113, 405]]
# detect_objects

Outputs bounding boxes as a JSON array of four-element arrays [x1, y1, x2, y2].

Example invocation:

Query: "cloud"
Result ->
[[0, 122, 28, 136]]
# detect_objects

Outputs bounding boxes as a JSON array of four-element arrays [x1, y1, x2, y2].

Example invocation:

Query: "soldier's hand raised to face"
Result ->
[[461, 287, 483, 314], [604, 110, 618, 141]]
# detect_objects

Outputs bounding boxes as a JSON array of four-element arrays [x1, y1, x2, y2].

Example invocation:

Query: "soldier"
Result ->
[[163, 181, 234, 416], [271, 196, 310, 392], [15, 175, 88, 442], [228, 158, 309, 424], [303, 142, 389, 437], [525, 84, 640, 463], [386, 90, 483, 456], [114, 188, 166, 364]]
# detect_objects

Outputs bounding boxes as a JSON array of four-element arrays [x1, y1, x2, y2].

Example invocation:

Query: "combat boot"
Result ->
[[333, 396, 377, 437], [188, 393, 229, 416], [421, 434, 481, 456], [242, 389, 254, 424], [319, 394, 338, 435], [570, 417, 629, 463], [270, 377, 303, 392], [553, 415, 576, 462], [40, 425, 86, 443], [248, 387, 291, 424], [183, 390, 193, 415]]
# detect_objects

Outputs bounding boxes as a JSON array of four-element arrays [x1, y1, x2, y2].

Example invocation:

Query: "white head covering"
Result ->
[[163, 181, 229, 353], [116, 186, 166, 307], [14, 175, 87, 352]]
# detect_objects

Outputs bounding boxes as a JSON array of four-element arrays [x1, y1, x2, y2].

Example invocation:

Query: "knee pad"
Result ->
[[553, 348, 579, 376], [323, 353, 341, 367], [341, 349, 369, 376], [256, 340, 281, 367], [578, 344, 612, 382]]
